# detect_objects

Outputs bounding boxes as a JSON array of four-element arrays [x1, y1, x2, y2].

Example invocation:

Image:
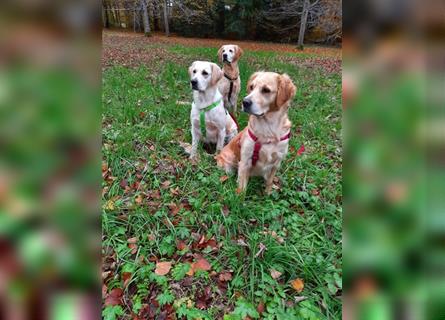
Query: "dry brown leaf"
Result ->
[[270, 269, 282, 279], [122, 272, 132, 287], [186, 258, 211, 276], [155, 261, 172, 276], [194, 258, 211, 272], [176, 240, 188, 251], [161, 180, 171, 189], [219, 175, 229, 183], [127, 237, 138, 244], [219, 272, 232, 282], [290, 278, 304, 293], [128, 243, 138, 254]]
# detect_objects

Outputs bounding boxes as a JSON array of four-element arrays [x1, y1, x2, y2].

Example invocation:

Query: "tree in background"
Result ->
[[101, 0, 341, 45]]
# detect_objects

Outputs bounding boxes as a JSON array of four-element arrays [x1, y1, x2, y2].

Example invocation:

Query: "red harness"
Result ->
[[247, 128, 291, 166]]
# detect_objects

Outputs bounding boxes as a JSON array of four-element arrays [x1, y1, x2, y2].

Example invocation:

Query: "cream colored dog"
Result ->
[[217, 45, 243, 112], [215, 72, 296, 194], [189, 61, 238, 159]]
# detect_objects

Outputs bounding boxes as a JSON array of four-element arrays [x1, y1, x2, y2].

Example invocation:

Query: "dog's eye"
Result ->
[[193, 70, 196, 74], [229, 49, 233, 53], [249, 85, 254, 91], [262, 87, 271, 94], [202, 71, 208, 76]]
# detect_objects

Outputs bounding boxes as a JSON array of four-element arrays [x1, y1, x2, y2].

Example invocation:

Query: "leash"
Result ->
[[227, 111, 239, 130], [224, 73, 238, 104], [247, 128, 291, 166], [199, 99, 222, 138]]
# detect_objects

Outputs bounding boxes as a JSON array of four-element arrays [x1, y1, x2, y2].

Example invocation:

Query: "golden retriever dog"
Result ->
[[189, 61, 238, 159], [215, 72, 296, 194], [217, 45, 243, 112]]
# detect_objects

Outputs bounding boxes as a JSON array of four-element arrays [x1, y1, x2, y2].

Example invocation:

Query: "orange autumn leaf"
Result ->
[[194, 258, 211, 272], [186, 258, 211, 276], [155, 261, 172, 276], [290, 278, 304, 292], [219, 175, 229, 182]]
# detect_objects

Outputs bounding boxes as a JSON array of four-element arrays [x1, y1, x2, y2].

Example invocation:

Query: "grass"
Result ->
[[102, 41, 342, 319]]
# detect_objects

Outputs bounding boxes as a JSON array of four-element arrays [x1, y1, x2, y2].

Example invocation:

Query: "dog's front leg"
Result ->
[[237, 160, 250, 193], [264, 165, 279, 195], [216, 126, 226, 152], [190, 126, 199, 159]]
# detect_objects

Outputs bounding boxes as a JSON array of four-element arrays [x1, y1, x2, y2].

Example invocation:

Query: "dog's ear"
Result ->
[[210, 63, 223, 86], [189, 62, 196, 77], [276, 74, 296, 108], [247, 72, 260, 93], [217, 46, 224, 63], [234, 45, 244, 61]]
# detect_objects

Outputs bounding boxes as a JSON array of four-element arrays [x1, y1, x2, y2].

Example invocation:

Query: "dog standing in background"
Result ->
[[217, 45, 243, 112]]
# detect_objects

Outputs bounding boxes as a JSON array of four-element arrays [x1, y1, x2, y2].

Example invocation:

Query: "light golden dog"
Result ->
[[215, 72, 296, 194], [189, 61, 238, 159], [217, 45, 243, 112]]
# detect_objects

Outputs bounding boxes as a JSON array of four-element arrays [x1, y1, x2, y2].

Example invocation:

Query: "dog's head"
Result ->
[[218, 45, 243, 64], [189, 61, 223, 92], [242, 72, 296, 116]]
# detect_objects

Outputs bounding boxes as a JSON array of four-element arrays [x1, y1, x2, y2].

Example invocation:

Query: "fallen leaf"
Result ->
[[127, 237, 138, 244], [194, 258, 211, 272], [170, 187, 180, 196], [176, 240, 188, 251], [291, 278, 304, 292], [104, 288, 123, 306], [104, 199, 115, 211], [219, 272, 232, 282], [155, 261, 172, 276], [122, 272, 132, 287], [161, 180, 171, 189], [119, 179, 128, 189], [128, 243, 138, 254], [168, 203, 180, 215], [296, 144, 305, 156], [270, 269, 282, 279], [219, 175, 229, 182], [254, 242, 267, 257], [257, 301, 265, 314], [186, 258, 211, 276]]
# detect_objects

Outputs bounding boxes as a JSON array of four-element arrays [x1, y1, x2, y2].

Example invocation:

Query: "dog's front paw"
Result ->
[[189, 154, 199, 163]]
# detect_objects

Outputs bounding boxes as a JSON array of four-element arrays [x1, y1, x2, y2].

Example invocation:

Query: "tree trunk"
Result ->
[[102, 0, 110, 28], [297, 0, 309, 49], [163, 0, 170, 36], [141, 0, 151, 36]]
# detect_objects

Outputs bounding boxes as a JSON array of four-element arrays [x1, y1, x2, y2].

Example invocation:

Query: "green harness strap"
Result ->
[[199, 99, 222, 137]]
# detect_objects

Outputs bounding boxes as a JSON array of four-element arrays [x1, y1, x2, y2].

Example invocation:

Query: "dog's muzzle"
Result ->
[[190, 79, 199, 90], [242, 98, 252, 113], [242, 99, 264, 116], [222, 54, 229, 63]]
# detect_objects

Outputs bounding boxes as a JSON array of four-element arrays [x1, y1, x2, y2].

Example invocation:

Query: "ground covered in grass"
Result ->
[[102, 30, 342, 320]]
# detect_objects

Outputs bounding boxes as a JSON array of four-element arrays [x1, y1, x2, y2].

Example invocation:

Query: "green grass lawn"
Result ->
[[102, 42, 342, 319]]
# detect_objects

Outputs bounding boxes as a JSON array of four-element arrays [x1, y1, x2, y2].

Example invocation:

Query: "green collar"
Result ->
[[199, 99, 222, 137]]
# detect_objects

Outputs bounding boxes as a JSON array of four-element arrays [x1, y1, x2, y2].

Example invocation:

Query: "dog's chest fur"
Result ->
[[191, 93, 226, 143], [241, 136, 289, 176]]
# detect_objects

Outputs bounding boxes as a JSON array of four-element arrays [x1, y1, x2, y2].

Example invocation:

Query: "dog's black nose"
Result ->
[[242, 99, 252, 109], [223, 53, 228, 60], [190, 79, 197, 86]]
